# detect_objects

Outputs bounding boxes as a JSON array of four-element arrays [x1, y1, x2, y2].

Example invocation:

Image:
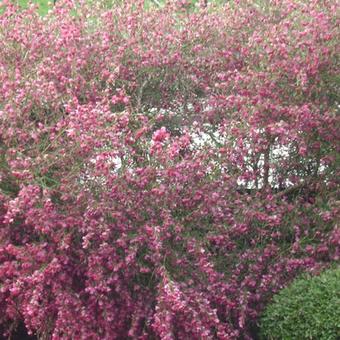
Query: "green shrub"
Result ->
[[260, 267, 340, 340]]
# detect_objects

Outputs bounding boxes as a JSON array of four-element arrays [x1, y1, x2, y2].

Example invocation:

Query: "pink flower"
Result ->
[[152, 127, 169, 142]]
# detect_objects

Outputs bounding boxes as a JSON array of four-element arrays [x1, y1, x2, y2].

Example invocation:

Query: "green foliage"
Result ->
[[10, 0, 52, 15], [3, 0, 231, 16], [260, 267, 340, 340]]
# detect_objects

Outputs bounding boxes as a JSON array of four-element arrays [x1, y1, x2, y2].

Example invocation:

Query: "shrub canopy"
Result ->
[[260, 267, 340, 340], [0, 0, 339, 339]]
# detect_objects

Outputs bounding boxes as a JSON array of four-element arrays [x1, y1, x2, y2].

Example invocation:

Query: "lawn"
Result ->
[[0, 0, 53, 15], [3, 0, 230, 16]]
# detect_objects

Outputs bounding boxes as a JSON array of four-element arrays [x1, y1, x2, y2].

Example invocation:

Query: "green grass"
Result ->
[[0, 0, 53, 15], [19, 0, 52, 15], [2, 0, 232, 16]]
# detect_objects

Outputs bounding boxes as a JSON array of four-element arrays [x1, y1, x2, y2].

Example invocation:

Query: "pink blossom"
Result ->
[[152, 127, 169, 143]]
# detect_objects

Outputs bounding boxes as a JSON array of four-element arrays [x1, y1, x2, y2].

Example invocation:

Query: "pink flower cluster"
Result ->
[[0, 0, 339, 339]]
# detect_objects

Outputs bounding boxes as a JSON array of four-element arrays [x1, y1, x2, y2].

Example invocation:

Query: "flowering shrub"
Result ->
[[0, 0, 339, 339]]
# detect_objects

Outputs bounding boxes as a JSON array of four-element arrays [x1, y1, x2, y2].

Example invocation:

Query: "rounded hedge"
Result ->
[[260, 267, 340, 340]]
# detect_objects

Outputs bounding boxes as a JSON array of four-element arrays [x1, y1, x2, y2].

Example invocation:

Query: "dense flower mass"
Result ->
[[0, 0, 339, 338]]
